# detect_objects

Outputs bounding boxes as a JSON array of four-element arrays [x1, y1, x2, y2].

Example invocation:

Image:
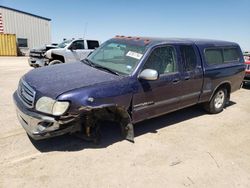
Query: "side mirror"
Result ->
[[138, 69, 159, 81], [68, 45, 76, 51]]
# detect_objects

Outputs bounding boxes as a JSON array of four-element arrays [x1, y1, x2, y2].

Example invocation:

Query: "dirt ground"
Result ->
[[0, 57, 250, 188]]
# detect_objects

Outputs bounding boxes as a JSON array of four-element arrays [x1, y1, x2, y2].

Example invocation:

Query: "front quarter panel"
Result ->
[[57, 77, 134, 114]]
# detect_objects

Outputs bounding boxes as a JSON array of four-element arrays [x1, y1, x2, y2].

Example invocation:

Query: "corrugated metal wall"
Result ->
[[0, 33, 17, 56], [0, 7, 51, 50]]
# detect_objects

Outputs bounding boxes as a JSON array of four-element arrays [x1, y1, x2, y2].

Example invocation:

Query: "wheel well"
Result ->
[[211, 82, 231, 101], [220, 83, 231, 94], [51, 53, 65, 63], [90, 106, 131, 124], [80, 105, 133, 140]]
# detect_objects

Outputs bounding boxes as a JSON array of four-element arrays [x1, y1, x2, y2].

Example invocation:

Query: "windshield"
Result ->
[[87, 40, 147, 75], [57, 39, 73, 48]]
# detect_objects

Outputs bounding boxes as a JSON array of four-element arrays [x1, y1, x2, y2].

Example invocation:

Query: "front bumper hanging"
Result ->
[[13, 92, 77, 140]]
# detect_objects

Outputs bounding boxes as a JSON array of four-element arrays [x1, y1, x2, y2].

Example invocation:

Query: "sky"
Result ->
[[1, 0, 250, 50]]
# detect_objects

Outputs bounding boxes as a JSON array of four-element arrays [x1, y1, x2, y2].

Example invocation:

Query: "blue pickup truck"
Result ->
[[13, 36, 245, 142]]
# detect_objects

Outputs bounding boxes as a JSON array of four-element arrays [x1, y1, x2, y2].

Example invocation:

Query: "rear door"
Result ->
[[86, 40, 99, 49], [178, 45, 203, 107], [84, 40, 100, 57], [132, 45, 182, 122]]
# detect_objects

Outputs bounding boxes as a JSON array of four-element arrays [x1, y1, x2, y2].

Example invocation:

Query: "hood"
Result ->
[[45, 44, 58, 51], [30, 45, 58, 53], [23, 62, 121, 99]]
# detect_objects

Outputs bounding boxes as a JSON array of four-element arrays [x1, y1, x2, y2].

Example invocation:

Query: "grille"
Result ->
[[18, 80, 36, 108], [29, 53, 43, 58], [246, 64, 250, 70]]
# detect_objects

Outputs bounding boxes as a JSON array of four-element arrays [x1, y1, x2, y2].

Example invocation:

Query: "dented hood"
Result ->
[[30, 44, 58, 53], [23, 62, 120, 99]]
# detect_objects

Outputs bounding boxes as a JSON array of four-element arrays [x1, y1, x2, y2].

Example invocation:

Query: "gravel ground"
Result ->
[[0, 57, 250, 188]]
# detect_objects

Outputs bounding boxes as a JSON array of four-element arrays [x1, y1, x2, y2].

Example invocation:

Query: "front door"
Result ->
[[132, 45, 182, 123], [65, 40, 86, 62]]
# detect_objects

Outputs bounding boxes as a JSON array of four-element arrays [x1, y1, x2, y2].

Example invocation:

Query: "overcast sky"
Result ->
[[1, 0, 250, 50]]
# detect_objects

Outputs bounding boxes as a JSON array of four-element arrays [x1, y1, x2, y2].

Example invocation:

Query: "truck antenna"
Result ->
[[83, 22, 88, 39]]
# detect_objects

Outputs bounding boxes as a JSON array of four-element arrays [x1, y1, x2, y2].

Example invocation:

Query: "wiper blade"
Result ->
[[93, 64, 120, 76], [82, 59, 120, 76], [81, 59, 94, 66]]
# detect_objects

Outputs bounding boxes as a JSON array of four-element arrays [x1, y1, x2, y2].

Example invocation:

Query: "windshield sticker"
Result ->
[[126, 51, 143, 60]]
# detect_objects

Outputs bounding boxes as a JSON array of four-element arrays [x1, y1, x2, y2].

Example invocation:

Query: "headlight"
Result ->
[[36, 97, 69, 116], [44, 50, 52, 59], [35, 97, 54, 114], [52, 101, 70, 116]]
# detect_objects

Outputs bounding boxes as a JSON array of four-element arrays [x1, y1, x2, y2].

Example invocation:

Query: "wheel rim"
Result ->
[[214, 90, 225, 109]]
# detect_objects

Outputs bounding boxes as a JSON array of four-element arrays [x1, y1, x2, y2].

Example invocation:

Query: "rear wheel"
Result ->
[[203, 88, 227, 114], [49, 60, 63, 66]]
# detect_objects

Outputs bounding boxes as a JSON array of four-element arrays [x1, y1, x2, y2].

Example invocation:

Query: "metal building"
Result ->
[[0, 5, 51, 54]]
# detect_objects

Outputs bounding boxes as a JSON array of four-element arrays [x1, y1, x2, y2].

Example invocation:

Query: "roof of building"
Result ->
[[0, 5, 51, 21]]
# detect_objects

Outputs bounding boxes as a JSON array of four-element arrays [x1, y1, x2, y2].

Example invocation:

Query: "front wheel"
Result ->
[[203, 88, 227, 114], [49, 60, 63, 66]]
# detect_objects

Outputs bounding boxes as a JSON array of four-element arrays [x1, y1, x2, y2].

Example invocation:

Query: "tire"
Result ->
[[203, 88, 227, 114], [49, 59, 63, 66]]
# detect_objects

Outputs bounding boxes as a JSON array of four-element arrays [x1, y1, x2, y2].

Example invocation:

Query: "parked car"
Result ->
[[29, 39, 100, 67], [243, 52, 250, 85], [13, 36, 245, 143]]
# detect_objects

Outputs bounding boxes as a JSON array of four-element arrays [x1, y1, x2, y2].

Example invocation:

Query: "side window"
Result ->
[[205, 49, 223, 65], [72, 40, 85, 50], [180, 45, 197, 71], [205, 47, 240, 66], [223, 48, 240, 62], [143, 46, 177, 74], [87, 40, 99, 49]]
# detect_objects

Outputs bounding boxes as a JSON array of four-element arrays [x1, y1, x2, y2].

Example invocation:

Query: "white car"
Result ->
[[29, 39, 100, 67]]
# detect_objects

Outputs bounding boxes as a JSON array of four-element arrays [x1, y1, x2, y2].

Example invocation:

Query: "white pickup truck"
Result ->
[[29, 39, 100, 67]]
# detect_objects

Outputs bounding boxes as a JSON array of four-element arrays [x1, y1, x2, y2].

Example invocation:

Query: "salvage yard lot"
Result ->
[[0, 57, 250, 188]]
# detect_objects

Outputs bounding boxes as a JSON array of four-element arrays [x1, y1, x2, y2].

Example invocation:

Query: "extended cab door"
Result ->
[[178, 45, 203, 107], [85, 40, 100, 55], [132, 45, 182, 123]]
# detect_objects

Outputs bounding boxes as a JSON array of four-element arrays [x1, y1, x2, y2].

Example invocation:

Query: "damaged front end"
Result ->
[[14, 90, 134, 143], [13, 91, 81, 140], [75, 106, 134, 143]]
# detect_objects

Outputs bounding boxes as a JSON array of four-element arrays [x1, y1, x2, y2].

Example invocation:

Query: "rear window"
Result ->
[[205, 47, 240, 65], [87, 40, 99, 49], [223, 48, 240, 62]]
